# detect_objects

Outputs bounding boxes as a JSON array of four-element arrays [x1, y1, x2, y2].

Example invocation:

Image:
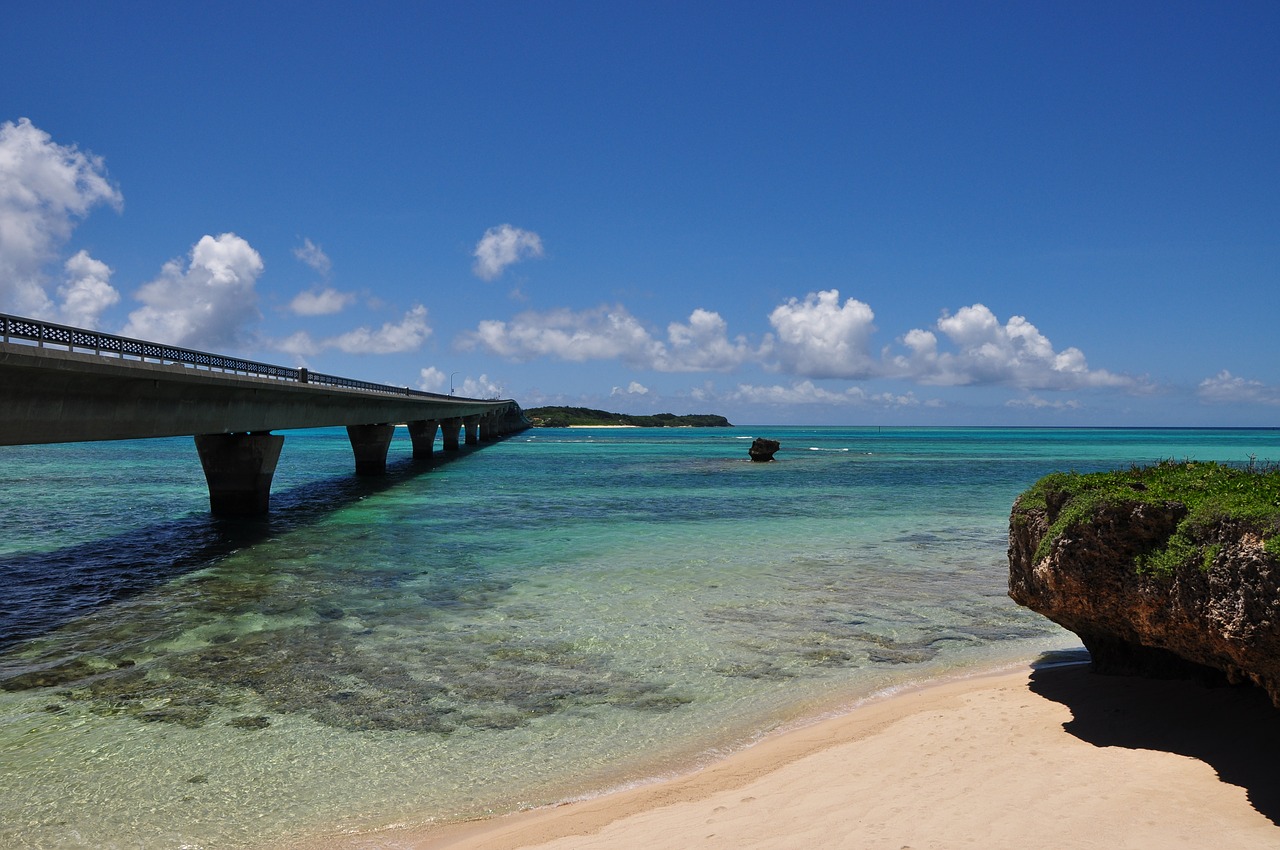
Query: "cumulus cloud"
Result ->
[[1197, 371, 1280, 405], [472, 224, 543, 281], [293, 237, 332, 276], [417, 369, 500, 398], [464, 305, 657, 363], [419, 371, 502, 398], [289, 287, 356, 316], [0, 118, 123, 317], [462, 304, 753, 372], [456, 373, 504, 398], [611, 381, 650, 396], [329, 305, 431, 354], [57, 250, 119, 328], [124, 233, 263, 349], [767, 289, 878, 379], [658, 308, 754, 371], [888, 304, 1135, 390], [457, 290, 1135, 399], [418, 366, 448, 393], [274, 305, 432, 358]]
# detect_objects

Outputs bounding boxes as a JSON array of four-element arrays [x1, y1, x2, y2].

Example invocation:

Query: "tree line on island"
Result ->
[[525, 407, 732, 428]]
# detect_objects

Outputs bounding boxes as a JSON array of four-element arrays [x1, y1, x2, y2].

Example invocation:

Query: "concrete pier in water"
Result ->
[[0, 315, 530, 517]]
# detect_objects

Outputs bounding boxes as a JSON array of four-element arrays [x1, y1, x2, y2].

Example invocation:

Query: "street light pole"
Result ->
[[449, 371, 460, 396]]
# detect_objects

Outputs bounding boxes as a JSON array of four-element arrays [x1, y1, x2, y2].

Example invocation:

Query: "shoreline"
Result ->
[[314, 660, 1280, 850]]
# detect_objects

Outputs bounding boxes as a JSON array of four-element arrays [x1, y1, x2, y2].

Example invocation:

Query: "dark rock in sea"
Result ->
[[748, 438, 780, 462], [1008, 471, 1280, 706]]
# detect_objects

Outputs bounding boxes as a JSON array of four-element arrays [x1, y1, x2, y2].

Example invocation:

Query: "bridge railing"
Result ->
[[0, 312, 473, 402]]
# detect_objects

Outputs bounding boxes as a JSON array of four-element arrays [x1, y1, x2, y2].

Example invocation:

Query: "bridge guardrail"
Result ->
[[0, 312, 475, 402]]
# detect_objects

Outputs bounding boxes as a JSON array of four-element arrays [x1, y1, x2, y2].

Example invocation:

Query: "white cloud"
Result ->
[[293, 237, 332, 276], [328, 305, 431, 354], [658, 308, 754, 371], [57, 250, 119, 328], [124, 233, 263, 349], [1005, 395, 1083, 411], [472, 224, 544, 281], [418, 366, 448, 393], [1197, 371, 1280, 405], [722, 380, 923, 408], [458, 292, 1136, 397], [272, 305, 432, 358], [289, 286, 356, 316], [275, 330, 320, 358], [611, 381, 650, 396], [462, 304, 753, 372], [767, 289, 878, 379], [0, 118, 122, 318], [464, 305, 659, 363], [726, 380, 870, 405], [455, 373, 503, 398], [889, 304, 1136, 390]]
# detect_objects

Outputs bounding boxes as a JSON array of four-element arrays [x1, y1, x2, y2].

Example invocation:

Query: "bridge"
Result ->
[[0, 313, 529, 516]]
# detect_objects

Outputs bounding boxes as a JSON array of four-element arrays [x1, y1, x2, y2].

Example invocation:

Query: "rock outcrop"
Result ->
[[748, 438, 780, 462], [1009, 486, 1280, 706]]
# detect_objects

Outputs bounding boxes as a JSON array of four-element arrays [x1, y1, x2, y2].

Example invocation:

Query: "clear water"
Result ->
[[1, 426, 1277, 848]]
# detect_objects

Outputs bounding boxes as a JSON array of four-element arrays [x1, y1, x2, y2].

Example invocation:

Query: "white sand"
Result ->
[[318, 663, 1280, 850]]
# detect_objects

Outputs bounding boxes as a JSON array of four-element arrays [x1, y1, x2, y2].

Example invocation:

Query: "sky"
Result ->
[[2, 1, 1277, 426]]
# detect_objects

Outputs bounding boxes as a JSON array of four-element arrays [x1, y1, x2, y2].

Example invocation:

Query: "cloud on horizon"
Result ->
[[1197, 371, 1280, 406], [611, 381, 650, 396], [715, 381, 926, 409], [887, 304, 1137, 391], [461, 290, 1138, 395]]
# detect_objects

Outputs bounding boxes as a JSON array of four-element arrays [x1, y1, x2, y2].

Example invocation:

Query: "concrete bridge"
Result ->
[[0, 313, 529, 516]]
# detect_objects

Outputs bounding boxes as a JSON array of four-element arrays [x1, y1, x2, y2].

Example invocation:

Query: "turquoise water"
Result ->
[[1, 426, 1277, 848]]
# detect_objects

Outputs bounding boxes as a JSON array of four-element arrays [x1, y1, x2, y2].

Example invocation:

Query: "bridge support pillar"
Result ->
[[441, 417, 462, 452], [407, 419, 439, 461], [347, 423, 395, 475], [194, 432, 284, 517], [464, 415, 480, 445], [502, 407, 527, 435]]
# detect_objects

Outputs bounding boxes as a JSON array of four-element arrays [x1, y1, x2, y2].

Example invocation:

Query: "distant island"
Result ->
[[525, 407, 732, 428]]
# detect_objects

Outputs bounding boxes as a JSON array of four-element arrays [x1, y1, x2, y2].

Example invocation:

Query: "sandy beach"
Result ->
[[329, 661, 1280, 850]]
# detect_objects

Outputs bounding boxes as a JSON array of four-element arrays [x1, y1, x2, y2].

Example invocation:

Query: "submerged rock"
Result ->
[[1008, 465, 1280, 705], [748, 438, 780, 462]]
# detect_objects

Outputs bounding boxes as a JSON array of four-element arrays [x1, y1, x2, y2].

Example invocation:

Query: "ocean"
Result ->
[[1, 425, 1277, 848]]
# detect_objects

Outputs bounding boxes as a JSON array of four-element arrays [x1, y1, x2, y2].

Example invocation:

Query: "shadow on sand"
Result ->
[[1029, 656, 1280, 825]]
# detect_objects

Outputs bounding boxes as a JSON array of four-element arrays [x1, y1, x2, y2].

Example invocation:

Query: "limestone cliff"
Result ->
[[1008, 462, 1280, 706]]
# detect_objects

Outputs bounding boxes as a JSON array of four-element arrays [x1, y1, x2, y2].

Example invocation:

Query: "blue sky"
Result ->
[[3, 1, 1277, 426]]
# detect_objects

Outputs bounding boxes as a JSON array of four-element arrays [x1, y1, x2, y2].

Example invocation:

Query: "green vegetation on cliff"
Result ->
[[1015, 460, 1280, 575], [525, 407, 732, 428]]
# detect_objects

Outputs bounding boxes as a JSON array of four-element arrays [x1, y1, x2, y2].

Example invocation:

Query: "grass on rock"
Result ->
[[1015, 460, 1280, 576]]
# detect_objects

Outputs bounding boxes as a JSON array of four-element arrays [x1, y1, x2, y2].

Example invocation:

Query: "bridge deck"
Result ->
[[0, 341, 517, 445]]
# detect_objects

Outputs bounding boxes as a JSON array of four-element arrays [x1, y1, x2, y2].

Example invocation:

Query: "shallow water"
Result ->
[[1, 426, 1276, 848]]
